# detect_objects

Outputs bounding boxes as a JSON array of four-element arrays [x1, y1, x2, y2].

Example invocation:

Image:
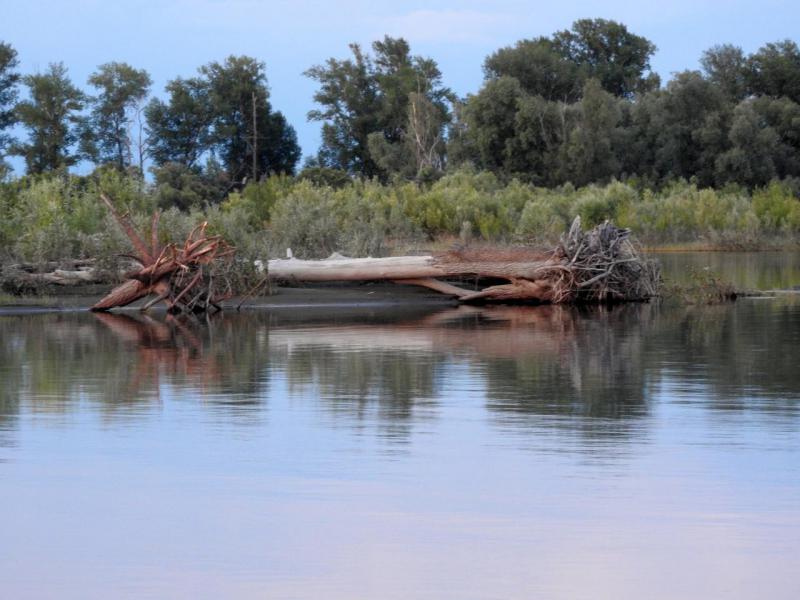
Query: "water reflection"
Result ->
[[2, 300, 800, 599], [2, 298, 798, 449], [93, 312, 271, 403], [655, 250, 800, 290]]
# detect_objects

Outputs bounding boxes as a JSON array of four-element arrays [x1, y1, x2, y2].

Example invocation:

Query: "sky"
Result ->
[[2, 0, 799, 168]]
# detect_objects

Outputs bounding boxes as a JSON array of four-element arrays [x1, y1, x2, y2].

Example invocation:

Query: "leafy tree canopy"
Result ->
[[12, 63, 86, 174], [83, 62, 151, 170]]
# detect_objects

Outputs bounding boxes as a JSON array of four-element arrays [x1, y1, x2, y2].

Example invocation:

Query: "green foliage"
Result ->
[[552, 18, 659, 98], [485, 37, 584, 101], [484, 19, 658, 101], [1, 175, 112, 262], [701, 44, 748, 101], [297, 165, 351, 188], [201, 55, 300, 180], [145, 77, 213, 168], [82, 62, 151, 170], [151, 160, 228, 211], [402, 169, 510, 239], [460, 27, 800, 189], [0, 41, 19, 168], [221, 176, 294, 227], [306, 36, 452, 179], [2, 171, 799, 268], [752, 181, 800, 231], [145, 56, 300, 187], [11, 63, 86, 173], [268, 179, 418, 258], [561, 79, 621, 186], [747, 40, 800, 103], [461, 77, 524, 174]]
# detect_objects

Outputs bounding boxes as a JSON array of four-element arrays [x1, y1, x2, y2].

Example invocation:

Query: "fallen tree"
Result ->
[[269, 218, 660, 304], [1, 259, 104, 293], [91, 194, 236, 312]]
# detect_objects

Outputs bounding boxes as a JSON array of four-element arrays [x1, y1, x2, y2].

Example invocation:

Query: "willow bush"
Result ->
[[1, 169, 798, 265]]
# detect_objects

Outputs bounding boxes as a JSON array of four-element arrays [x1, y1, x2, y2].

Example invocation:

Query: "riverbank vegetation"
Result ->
[[1, 19, 799, 280], [0, 170, 797, 265]]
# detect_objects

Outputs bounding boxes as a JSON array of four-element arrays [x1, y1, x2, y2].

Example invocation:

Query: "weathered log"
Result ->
[[1, 261, 105, 291], [5, 267, 103, 286], [268, 218, 660, 304]]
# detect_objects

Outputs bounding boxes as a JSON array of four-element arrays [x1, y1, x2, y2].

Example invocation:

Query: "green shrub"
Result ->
[[2, 169, 798, 268], [753, 182, 800, 231]]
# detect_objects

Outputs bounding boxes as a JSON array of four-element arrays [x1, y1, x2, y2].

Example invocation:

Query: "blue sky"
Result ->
[[3, 0, 798, 166]]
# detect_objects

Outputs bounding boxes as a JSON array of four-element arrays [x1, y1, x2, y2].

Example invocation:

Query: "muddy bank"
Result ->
[[0, 281, 458, 313]]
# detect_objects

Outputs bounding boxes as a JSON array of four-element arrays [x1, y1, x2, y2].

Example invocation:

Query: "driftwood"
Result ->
[[91, 194, 236, 312], [269, 218, 660, 304], [1, 259, 104, 291]]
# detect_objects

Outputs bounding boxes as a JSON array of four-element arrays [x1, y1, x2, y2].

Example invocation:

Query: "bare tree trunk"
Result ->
[[267, 219, 660, 304]]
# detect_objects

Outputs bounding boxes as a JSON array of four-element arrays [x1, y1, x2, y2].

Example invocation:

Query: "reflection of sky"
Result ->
[[2, 365, 799, 599], [3, 0, 800, 171]]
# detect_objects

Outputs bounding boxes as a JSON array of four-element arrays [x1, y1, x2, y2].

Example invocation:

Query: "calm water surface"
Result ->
[[1, 254, 799, 599]]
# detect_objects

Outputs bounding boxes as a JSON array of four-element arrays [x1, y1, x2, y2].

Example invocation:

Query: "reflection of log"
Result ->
[[269, 219, 660, 304], [267, 305, 582, 358]]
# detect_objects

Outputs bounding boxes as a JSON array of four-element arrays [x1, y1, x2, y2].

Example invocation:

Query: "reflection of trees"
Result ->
[[424, 305, 656, 443], [0, 316, 24, 452], [649, 299, 800, 413], [266, 300, 800, 444], [270, 332, 445, 440], [264, 305, 654, 443], [1, 298, 798, 447], [0, 312, 272, 423], [657, 252, 800, 290], [92, 312, 273, 410]]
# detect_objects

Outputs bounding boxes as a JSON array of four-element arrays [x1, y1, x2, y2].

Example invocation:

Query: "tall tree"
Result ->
[[748, 96, 800, 178], [461, 76, 524, 174], [484, 37, 585, 101], [200, 55, 300, 181], [306, 43, 381, 176], [12, 63, 85, 173], [306, 36, 452, 178], [145, 77, 213, 168], [561, 78, 621, 185], [715, 100, 780, 187], [552, 18, 659, 97], [506, 93, 568, 185], [701, 44, 748, 102], [746, 40, 800, 102], [0, 41, 20, 172], [83, 62, 151, 171], [628, 71, 729, 185]]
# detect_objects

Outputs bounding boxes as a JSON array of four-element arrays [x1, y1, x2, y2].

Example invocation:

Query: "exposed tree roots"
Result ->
[[91, 194, 236, 312]]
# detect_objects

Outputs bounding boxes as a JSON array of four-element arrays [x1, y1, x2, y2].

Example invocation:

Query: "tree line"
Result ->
[[1, 18, 800, 202]]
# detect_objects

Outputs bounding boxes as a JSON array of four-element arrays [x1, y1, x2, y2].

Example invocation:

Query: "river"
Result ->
[[1, 253, 799, 599]]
